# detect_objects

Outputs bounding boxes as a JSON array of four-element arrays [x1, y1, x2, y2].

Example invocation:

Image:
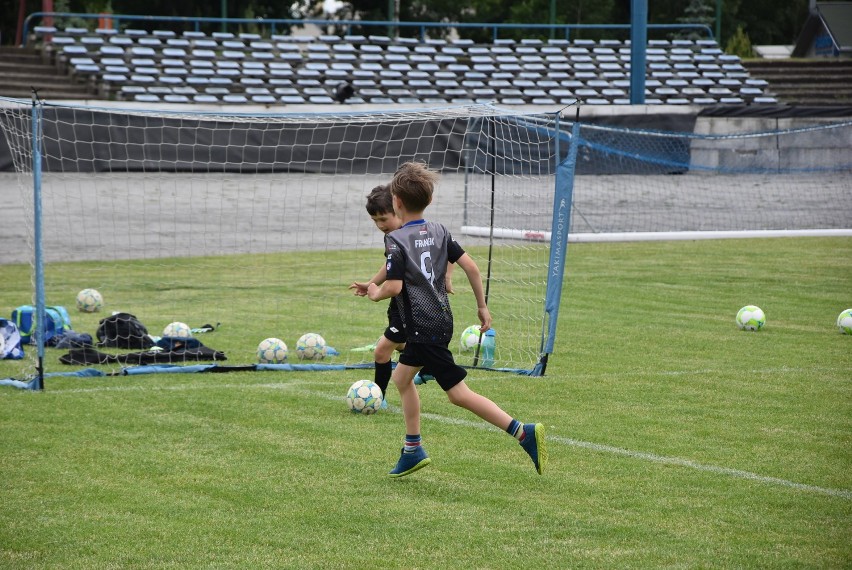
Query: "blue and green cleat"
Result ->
[[413, 372, 434, 385], [519, 423, 547, 475], [389, 446, 431, 478]]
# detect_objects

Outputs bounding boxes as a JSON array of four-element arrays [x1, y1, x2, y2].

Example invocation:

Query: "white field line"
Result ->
[[20, 380, 852, 500]]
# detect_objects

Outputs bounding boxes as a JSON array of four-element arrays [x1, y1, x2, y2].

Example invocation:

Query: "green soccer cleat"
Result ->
[[519, 423, 547, 475]]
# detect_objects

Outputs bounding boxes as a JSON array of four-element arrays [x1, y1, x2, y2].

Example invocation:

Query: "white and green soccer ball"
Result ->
[[163, 321, 192, 338], [346, 380, 383, 414], [296, 332, 328, 360], [257, 337, 288, 363], [736, 305, 766, 331], [76, 288, 103, 313], [837, 308, 852, 335], [459, 324, 482, 351]]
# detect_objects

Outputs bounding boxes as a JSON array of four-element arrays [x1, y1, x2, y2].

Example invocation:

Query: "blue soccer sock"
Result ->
[[403, 434, 422, 453], [506, 419, 524, 442]]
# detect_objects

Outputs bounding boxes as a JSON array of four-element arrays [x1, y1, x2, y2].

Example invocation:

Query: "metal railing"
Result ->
[[23, 12, 714, 47]]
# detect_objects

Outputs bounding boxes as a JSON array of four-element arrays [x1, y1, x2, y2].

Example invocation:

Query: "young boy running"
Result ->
[[349, 185, 450, 398], [365, 162, 546, 477]]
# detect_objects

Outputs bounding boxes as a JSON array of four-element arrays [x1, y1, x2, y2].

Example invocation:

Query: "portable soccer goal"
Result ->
[[2, 97, 850, 388], [0, 99, 573, 385]]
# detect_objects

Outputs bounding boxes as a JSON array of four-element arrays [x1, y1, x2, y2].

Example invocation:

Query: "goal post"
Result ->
[[0, 99, 567, 383]]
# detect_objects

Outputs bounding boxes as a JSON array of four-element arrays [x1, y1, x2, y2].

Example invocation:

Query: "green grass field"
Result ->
[[1, 237, 850, 568]]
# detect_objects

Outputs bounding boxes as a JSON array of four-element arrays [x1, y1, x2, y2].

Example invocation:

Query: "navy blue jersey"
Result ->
[[384, 219, 464, 344]]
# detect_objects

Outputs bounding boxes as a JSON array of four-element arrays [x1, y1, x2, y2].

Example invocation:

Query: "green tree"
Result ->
[[729, 0, 808, 45], [506, 0, 617, 41], [725, 24, 753, 57], [676, 0, 714, 40]]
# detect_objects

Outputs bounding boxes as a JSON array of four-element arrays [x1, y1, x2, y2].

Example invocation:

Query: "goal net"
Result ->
[[0, 99, 565, 383], [562, 118, 852, 240]]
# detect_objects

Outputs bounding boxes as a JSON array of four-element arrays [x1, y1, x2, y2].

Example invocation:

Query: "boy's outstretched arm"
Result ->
[[455, 253, 492, 331], [349, 264, 388, 297], [367, 279, 402, 302]]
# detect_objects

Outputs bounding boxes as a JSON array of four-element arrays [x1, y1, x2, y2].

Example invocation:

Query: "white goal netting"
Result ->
[[0, 100, 561, 380]]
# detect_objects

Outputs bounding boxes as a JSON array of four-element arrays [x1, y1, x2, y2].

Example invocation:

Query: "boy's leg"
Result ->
[[447, 381, 547, 475], [388, 361, 430, 477], [392, 362, 421, 436], [373, 335, 398, 396], [446, 381, 513, 428]]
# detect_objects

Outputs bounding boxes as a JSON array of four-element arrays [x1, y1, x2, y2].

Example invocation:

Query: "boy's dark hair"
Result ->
[[390, 162, 438, 213], [365, 184, 393, 216]]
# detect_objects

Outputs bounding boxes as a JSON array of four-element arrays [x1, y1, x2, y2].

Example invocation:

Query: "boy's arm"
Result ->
[[349, 264, 388, 297], [455, 253, 492, 331], [445, 260, 455, 295], [367, 279, 402, 302]]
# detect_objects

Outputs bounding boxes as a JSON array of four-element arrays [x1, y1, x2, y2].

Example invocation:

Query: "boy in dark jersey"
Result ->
[[365, 162, 546, 478], [349, 184, 450, 399]]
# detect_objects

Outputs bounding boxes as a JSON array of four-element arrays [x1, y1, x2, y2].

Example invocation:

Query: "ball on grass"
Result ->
[[736, 305, 766, 331], [837, 309, 852, 335], [346, 380, 383, 414], [296, 332, 328, 360], [257, 337, 288, 363], [76, 288, 103, 313], [163, 321, 192, 338]]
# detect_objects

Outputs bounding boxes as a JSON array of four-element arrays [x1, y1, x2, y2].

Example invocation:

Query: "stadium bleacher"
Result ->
[[32, 25, 778, 105]]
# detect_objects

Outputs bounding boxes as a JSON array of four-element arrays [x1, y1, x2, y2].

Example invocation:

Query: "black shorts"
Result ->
[[384, 307, 406, 344], [398, 342, 467, 391]]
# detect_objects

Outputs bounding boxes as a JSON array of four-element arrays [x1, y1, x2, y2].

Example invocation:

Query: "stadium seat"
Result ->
[[80, 36, 104, 47], [102, 73, 128, 83], [129, 74, 159, 85], [61, 45, 89, 58], [99, 45, 125, 57], [120, 85, 146, 95], [163, 94, 190, 103], [130, 57, 157, 67], [134, 93, 160, 102], [252, 94, 278, 104], [133, 66, 159, 76], [108, 36, 134, 48], [126, 46, 154, 59], [223, 94, 249, 103], [34, 25, 58, 36]]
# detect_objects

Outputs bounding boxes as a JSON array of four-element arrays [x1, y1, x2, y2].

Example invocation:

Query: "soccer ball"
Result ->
[[459, 325, 482, 351], [346, 380, 384, 414], [736, 305, 766, 331], [296, 332, 328, 360], [76, 288, 103, 313], [163, 321, 192, 338], [837, 309, 852, 335], [257, 337, 288, 363]]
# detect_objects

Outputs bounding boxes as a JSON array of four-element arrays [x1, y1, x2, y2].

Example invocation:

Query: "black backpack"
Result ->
[[96, 313, 154, 349]]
